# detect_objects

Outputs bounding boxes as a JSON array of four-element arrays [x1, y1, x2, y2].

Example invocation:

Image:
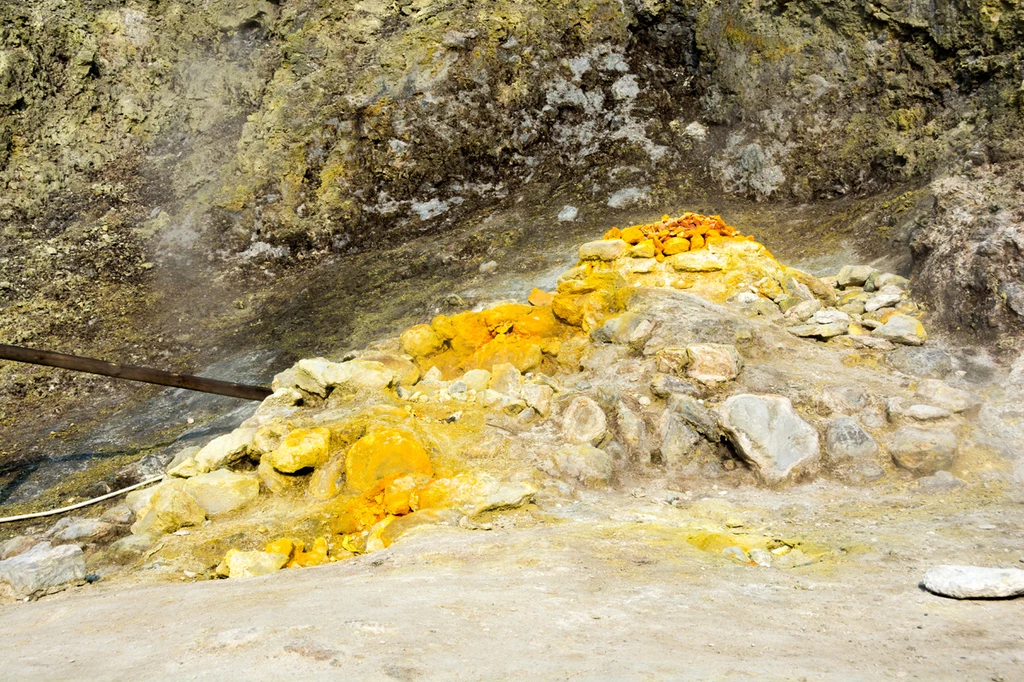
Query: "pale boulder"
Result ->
[[184, 469, 260, 515], [718, 394, 820, 484], [686, 344, 742, 385]]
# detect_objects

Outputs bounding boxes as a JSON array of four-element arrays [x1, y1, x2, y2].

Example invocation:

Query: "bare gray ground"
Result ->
[[2, 484, 1021, 681]]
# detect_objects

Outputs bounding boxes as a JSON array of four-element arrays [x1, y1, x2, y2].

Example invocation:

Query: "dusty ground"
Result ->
[[2, 482, 1021, 681]]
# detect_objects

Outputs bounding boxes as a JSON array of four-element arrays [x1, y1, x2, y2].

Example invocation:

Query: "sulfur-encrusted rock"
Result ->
[[871, 314, 926, 346], [488, 362, 523, 398], [184, 469, 260, 515], [718, 394, 820, 484], [401, 324, 443, 358], [686, 343, 742, 385], [670, 251, 727, 272], [889, 427, 958, 475], [268, 427, 332, 473], [130, 478, 207, 536], [345, 429, 433, 493], [218, 549, 289, 579], [193, 427, 257, 474], [579, 239, 628, 261], [0, 542, 86, 598], [322, 359, 396, 391], [561, 396, 607, 446], [462, 369, 491, 392], [271, 358, 332, 397]]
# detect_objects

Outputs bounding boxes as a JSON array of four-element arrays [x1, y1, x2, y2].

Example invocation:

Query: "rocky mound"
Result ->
[[3, 213, 1020, 595]]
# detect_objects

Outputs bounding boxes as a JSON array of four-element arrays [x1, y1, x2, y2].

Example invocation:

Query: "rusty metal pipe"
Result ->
[[0, 344, 272, 402]]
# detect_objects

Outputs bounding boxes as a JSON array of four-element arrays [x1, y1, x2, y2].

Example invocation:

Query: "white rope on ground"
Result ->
[[0, 475, 164, 524]]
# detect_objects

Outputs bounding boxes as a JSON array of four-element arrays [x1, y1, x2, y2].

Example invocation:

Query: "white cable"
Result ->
[[0, 475, 164, 524]]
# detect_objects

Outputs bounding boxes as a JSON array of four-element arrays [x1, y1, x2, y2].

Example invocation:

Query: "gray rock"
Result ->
[[866, 272, 908, 291], [0, 542, 86, 597], [101, 505, 134, 525], [561, 396, 607, 445], [923, 565, 1024, 599], [47, 517, 117, 543], [916, 379, 980, 413], [557, 205, 578, 222], [783, 298, 821, 322], [0, 536, 42, 561], [871, 314, 926, 345], [889, 427, 959, 475], [615, 401, 645, 447], [718, 394, 821, 484], [478, 260, 498, 274], [837, 265, 877, 288], [809, 309, 852, 325], [886, 347, 953, 378], [667, 394, 720, 441], [918, 470, 964, 492], [553, 445, 613, 486], [824, 417, 879, 465], [863, 285, 904, 312], [658, 411, 700, 468], [649, 374, 699, 399]]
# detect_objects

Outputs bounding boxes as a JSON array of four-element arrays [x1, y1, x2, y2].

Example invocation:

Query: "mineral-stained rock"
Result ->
[[345, 429, 433, 493], [561, 396, 607, 445], [522, 383, 554, 417], [362, 353, 420, 386], [615, 401, 645, 447], [923, 565, 1024, 599], [815, 385, 869, 415], [871, 314, 926, 345], [649, 374, 699, 399], [130, 478, 207, 536], [412, 473, 536, 516], [864, 285, 905, 312], [686, 343, 742, 385], [193, 426, 258, 474], [553, 445, 613, 486], [125, 485, 159, 514], [655, 347, 690, 375], [783, 298, 821, 322], [165, 446, 201, 477], [184, 470, 260, 515], [579, 239, 628, 261], [915, 379, 980, 413], [824, 417, 879, 465], [0, 542, 86, 597], [269, 427, 332, 473], [718, 394, 820, 484], [889, 427, 959, 475], [218, 549, 289, 579]]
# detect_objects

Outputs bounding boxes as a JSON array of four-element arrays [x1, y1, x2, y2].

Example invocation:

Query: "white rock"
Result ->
[[193, 427, 257, 474], [923, 565, 1024, 599], [557, 206, 578, 222], [904, 404, 952, 421], [522, 383, 554, 417], [184, 470, 260, 515]]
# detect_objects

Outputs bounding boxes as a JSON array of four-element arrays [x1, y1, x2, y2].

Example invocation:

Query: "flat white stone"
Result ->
[[923, 565, 1024, 599]]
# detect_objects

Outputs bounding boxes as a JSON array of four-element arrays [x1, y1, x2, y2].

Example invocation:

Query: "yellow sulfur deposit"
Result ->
[[344, 429, 433, 493]]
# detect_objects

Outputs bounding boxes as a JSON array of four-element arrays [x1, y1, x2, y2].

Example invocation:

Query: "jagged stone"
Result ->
[[0, 536, 42, 561], [193, 427, 257, 474], [658, 411, 700, 468], [824, 417, 879, 465], [718, 394, 820, 484]]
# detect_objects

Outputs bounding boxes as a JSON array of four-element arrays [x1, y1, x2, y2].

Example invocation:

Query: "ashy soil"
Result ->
[[1, 482, 1022, 681]]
